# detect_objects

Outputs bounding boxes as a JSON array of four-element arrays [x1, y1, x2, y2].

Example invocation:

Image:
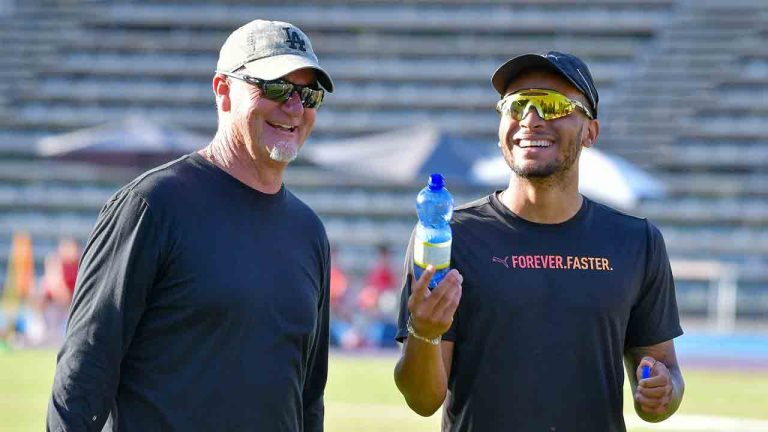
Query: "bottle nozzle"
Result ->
[[428, 173, 445, 190]]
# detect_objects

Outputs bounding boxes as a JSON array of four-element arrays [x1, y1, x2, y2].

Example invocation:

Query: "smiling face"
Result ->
[[498, 69, 598, 182], [227, 68, 318, 165]]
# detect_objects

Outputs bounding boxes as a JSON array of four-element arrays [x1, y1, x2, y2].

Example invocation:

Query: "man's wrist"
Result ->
[[407, 316, 442, 345]]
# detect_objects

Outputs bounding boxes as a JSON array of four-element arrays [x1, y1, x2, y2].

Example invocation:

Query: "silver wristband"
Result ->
[[407, 316, 442, 345]]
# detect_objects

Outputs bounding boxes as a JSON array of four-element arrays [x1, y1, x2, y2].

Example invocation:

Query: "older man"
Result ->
[[394, 52, 684, 431], [48, 20, 333, 431]]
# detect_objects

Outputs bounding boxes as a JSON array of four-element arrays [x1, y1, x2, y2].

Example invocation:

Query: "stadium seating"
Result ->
[[0, 0, 766, 318]]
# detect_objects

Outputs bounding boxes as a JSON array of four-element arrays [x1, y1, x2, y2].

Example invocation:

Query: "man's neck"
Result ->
[[200, 130, 285, 194], [500, 174, 583, 224]]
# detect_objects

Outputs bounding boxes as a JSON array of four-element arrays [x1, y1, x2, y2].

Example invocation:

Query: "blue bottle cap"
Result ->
[[428, 173, 444, 190]]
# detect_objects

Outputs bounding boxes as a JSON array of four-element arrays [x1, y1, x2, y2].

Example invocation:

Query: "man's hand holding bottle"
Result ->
[[407, 265, 463, 342]]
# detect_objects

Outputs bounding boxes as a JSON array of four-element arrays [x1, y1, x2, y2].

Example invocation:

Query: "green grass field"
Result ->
[[1, 349, 767, 431]]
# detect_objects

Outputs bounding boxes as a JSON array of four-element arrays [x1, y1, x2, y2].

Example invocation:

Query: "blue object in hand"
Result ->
[[641, 365, 652, 380]]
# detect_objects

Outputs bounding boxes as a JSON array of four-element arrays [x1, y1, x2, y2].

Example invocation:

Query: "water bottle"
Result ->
[[413, 173, 454, 289]]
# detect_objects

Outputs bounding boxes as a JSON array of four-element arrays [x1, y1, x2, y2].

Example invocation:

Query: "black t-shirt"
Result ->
[[397, 193, 683, 432], [48, 153, 330, 432]]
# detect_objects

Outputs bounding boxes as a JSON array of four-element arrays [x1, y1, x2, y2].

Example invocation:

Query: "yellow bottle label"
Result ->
[[414, 240, 451, 270]]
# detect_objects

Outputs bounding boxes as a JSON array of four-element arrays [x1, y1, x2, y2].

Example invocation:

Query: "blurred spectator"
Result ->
[[38, 238, 81, 343], [328, 244, 402, 349], [329, 245, 363, 349], [41, 238, 80, 306], [357, 244, 396, 311], [329, 245, 349, 312], [356, 244, 399, 347], [1, 232, 35, 301], [0, 231, 39, 347]]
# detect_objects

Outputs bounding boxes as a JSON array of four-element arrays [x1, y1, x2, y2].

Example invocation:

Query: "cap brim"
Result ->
[[242, 54, 334, 92], [491, 54, 577, 96]]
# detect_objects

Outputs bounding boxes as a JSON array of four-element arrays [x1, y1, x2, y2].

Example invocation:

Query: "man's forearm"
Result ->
[[47, 352, 117, 431], [394, 339, 448, 416]]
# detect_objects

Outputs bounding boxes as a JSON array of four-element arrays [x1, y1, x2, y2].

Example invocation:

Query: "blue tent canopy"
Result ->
[[37, 115, 209, 166], [303, 125, 491, 185]]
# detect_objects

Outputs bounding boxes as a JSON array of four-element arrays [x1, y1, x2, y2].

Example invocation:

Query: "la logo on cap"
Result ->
[[283, 27, 306, 52]]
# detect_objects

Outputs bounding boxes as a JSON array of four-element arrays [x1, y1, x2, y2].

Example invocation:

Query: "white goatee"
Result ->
[[268, 140, 299, 163]]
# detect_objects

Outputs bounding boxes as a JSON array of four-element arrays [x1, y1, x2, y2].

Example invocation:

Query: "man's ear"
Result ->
[[583, 118, 600, 148], [213, 74, 231, 112]]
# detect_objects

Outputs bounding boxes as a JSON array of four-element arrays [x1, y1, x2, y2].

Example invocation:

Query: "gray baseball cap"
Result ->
[[217, 19, 334, 92]]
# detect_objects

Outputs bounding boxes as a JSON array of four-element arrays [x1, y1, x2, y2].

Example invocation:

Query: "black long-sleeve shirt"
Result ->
[[48, 153, 330, 431]]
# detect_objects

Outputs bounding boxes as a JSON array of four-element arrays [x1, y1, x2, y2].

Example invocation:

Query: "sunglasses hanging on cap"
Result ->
[[496, 88, 593, 121], [216, 70, 325, 109]]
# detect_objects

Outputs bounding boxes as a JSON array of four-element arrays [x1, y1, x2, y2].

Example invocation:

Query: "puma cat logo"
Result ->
[[492, 256, 510, 269]]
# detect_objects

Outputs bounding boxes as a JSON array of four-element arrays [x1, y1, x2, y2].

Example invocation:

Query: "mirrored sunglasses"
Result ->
[[216, 70, 325, 109], [496, 88, 593, 121]]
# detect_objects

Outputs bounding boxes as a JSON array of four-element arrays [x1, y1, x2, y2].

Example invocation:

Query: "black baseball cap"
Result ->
[[491, 51, 599, 118]]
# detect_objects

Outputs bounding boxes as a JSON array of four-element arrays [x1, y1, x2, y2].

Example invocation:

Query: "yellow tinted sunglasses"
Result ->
[[496, 89, 594, 121]]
